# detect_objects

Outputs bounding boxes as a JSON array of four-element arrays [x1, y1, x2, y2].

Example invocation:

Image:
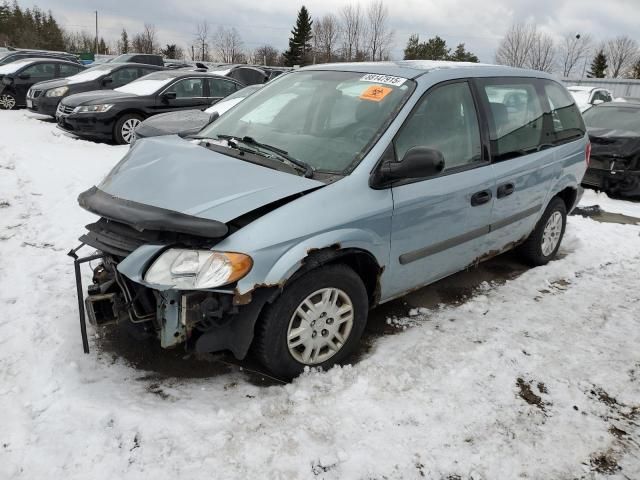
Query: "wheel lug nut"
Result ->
[[312, 331, 317, 338], [327, 318, 334, 324], [310, 320, 315, 327], [322, 329, 328, 336]]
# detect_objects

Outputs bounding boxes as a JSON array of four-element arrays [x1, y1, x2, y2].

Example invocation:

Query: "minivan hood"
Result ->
[[62, 89, 135, 107], [97, 135, 323, 223]]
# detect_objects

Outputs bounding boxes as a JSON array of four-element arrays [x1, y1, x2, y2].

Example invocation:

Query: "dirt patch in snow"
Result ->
[[590, 451, 621, 474], [516, 378, 548, 411]]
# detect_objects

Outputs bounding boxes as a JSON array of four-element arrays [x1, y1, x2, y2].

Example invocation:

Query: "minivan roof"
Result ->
[[301, 60, 553, 80]]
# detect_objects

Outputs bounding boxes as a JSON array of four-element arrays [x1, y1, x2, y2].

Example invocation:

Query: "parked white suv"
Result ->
[[567, 86, 613, 112]]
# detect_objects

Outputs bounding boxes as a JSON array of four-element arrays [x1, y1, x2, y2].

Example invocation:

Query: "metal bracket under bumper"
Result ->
[[68, 243, 104, 354]]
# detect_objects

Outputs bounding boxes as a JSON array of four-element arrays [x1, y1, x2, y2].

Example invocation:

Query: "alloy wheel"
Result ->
[[287, 288, 354, 365], [0, 94, 16, 110], [541, 211, 563, 256], [120, 118, 141, 144]]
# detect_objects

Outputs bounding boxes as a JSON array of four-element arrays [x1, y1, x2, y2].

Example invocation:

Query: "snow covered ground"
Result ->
[[0, 110, 639, 479]]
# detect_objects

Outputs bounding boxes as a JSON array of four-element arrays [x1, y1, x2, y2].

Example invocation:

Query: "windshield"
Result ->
[[204, 85, 261, 114], [199, 70, 414, 173], [568, 89, 590, 106], [0, 58, 36, 74], [67, 64, 112, 83], [115, 71, 176, 95], [583, 106, 640, 132]]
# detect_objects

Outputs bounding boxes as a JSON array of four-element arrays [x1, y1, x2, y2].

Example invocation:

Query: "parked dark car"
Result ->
[[0, 49, 81, 66], [207, 65, 269, 86], [582, 102, 640, 197], [0, 58, 85, 110], [26, 63, 164, 117], [56, 70, 244, 144], [133, 84, 262, 143], [109, 53, 164, 67]]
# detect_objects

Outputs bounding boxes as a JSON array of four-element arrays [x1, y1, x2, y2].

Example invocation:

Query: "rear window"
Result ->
[[479, 79, 544, 161], [583, 106, 640, 132], [543, 81, 585, 144]]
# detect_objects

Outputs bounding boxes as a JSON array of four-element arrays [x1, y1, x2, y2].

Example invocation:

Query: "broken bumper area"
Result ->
[[582, 159, 640, 197], [69, 243, 273, 360]]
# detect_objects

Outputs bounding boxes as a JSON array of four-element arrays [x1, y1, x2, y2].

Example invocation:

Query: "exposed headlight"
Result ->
[[144, 249, 253, 289], [73, 104, 114, 113], [45, 86, 69, 97]]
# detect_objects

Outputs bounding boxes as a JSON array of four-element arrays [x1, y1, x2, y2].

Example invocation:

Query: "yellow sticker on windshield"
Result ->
[[360, 85, 393, 102]]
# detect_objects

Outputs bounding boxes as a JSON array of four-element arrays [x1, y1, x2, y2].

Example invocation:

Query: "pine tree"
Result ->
[[119, 28, 129, 54], [283, 6, 313, 67], [98, 37, 107, 54], [588, 50, 608, 78], [630, 61, 640, 80], [403, 34, 422, 60], [449, 43, 479, 62]]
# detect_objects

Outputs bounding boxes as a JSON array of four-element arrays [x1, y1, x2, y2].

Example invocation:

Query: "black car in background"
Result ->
[[133, 84, 263, 142], [208, 65, 269, 86], [56, 70, 244, 144], [0, 58, 84, 110], [0, 49, 81, 66], [26, 63, 164, 117], [108, 53, 165, 67], [582, 102, 640, 198]]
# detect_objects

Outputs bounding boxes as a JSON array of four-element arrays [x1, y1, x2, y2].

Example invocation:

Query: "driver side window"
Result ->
[[394, 82, 482, 171]]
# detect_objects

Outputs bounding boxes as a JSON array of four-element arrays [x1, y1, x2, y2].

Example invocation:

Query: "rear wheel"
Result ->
[[114, 113, 143, 144], [0, 93, 17, 110], [518, 197, 567, 266], [254, 264, 368, 379]]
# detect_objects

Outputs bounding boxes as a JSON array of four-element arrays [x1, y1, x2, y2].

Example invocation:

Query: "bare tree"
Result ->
[[365, 0, 393, 61], [132, 24, 157, 54], [527, 30, 555, 72], [194, 21, 210, 61], [214, 26, 244, 63], [495, 23, 538, 68], [558, 33, 592, 77], [253, 45, 279, 65], [605, 35, 639, 78], [313, 14, 340, 63], [341, 3, 363, 61]]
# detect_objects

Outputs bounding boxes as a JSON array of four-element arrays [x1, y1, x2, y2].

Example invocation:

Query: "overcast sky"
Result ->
[[27, 0, 640, 62]]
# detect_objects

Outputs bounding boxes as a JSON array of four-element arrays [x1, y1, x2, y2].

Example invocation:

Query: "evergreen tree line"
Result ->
[[0, 1, 65, 51]]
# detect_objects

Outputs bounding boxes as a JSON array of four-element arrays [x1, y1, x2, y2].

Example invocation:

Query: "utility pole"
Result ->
[[94, 11, 98, 54]]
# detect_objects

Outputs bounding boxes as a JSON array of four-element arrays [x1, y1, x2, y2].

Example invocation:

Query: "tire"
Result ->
[[254, 264, 369, 379], [0, 93, 17, 110], [518, 197, 567, 266], [114, 113, 143, 145]]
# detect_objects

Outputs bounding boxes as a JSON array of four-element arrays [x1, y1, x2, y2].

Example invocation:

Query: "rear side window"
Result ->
[[478, 80, 544, 161], [207, 78, 238, 98], [543, 80, 585, 144], [59, 64, 82, 76]]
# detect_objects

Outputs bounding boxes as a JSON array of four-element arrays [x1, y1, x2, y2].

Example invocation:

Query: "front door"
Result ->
[[387, 81, 495, 299], [157, 77, 209, 112]]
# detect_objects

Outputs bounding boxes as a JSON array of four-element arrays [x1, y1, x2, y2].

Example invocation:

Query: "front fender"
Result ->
[[234, 228, 388, 296]]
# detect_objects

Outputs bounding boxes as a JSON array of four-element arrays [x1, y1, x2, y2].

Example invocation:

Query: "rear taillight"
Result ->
[[585, 142, 591, 167]]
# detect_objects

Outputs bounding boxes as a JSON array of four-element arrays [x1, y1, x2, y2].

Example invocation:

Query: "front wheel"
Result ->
[[0, 93, 17, 110], [518, 197, 567, 266], [114, 113, 143, 145], [254, 264, 369, 379]]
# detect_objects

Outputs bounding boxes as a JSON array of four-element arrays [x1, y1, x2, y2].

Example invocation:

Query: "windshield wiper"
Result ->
[[217, 134, 315, 178]]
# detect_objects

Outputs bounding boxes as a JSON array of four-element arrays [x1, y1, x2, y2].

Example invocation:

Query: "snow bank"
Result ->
[[0, 111, 638, 479]]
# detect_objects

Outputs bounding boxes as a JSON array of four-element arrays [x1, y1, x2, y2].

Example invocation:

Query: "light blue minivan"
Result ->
[[72, 61, 589, 378]]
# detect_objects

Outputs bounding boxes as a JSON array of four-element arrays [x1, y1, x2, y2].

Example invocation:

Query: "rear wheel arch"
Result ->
[[555, 186, 578, 213]]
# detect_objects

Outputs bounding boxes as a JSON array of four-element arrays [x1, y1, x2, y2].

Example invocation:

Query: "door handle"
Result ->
[[470, 189, 492, 206], [497, 182, 515, 199]]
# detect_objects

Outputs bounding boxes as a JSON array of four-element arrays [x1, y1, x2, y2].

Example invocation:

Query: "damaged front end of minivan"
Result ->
[[69, 135, 324, 359]]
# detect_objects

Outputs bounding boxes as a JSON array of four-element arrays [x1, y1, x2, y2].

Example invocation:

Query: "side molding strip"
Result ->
[[399, 204, 542, 265]]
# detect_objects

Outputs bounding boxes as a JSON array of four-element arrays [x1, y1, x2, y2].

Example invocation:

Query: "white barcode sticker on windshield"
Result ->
[[360, 74, 407, 86]]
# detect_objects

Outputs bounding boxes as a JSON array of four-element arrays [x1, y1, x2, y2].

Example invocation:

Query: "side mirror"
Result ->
[[162, 91, 177, 101], [592, 99, 604, 105], [102, 76, 113, 85], [18, 72, 30, 80], [208, 111, 220, 124], [383, 147, 445, 181]]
